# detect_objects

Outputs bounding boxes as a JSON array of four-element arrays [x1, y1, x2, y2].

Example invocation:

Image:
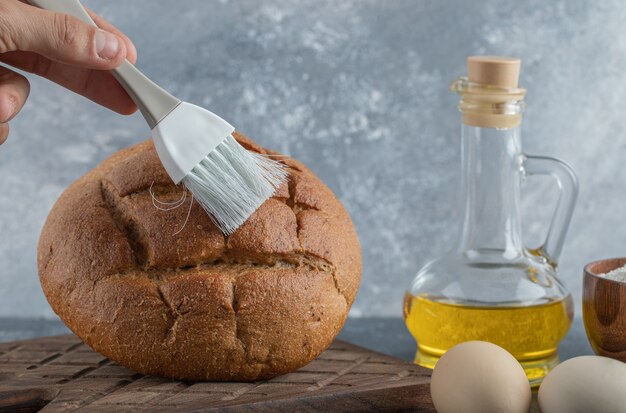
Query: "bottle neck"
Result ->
[[457, 124, 524, 258]]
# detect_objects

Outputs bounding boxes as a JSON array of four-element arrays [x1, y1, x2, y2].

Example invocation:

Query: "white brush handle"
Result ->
[[29, 0, 181, 129]]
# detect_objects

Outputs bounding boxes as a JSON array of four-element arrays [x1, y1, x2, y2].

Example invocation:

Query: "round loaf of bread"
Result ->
[[38, 133, 361, 381]]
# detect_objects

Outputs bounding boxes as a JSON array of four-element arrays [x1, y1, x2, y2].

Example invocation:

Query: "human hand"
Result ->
[[0, 0, 138, 144]]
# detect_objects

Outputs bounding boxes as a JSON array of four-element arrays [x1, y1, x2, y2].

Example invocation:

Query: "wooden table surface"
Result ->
[[0, 316, 594, 412], [0, 334, 433, 412]]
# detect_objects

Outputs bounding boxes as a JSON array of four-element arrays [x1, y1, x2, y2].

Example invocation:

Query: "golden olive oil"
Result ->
[[403, 294, 573, 385]]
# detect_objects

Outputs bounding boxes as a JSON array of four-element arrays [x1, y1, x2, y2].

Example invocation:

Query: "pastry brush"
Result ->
[[29, 0, 287, 235]]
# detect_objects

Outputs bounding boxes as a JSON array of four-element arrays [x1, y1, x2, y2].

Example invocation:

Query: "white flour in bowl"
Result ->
[[598, 264, 626, 282]]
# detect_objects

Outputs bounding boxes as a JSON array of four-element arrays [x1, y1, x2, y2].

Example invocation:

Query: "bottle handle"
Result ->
[[523, 155, 579, 265]]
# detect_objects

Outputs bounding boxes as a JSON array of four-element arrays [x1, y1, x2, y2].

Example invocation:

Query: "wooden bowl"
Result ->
[[583, 258, 626, 361]]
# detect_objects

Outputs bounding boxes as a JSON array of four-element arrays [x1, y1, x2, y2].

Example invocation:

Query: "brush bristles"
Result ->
[[181, 135, 288, 235]]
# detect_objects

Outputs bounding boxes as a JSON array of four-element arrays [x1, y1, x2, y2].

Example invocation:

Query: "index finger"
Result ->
[[17, 1, 138, 64]]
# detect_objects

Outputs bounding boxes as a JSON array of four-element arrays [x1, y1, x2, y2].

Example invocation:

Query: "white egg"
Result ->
[[430, 341, 531, 413], [538, 356, 626, 413]]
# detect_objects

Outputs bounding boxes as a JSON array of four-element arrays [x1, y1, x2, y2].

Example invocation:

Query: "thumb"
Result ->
[[2, 1, 127, 70]]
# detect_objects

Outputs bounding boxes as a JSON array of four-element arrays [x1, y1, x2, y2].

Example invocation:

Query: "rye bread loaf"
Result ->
[[38, 133, 361, 381]]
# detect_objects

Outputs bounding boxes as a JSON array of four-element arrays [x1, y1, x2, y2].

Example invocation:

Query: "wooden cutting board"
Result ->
[[0, 334, 434, 412]]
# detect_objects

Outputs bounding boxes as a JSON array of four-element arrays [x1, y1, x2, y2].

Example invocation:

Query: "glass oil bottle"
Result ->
[[404, 56, 578, 386]]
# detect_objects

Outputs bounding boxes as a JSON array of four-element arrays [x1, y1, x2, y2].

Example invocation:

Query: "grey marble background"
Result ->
[[0, 0, 623, 319]]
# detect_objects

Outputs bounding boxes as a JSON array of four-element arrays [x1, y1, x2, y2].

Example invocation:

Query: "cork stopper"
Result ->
[[455, 56, 525, 128], [467, 56, 521, 88]]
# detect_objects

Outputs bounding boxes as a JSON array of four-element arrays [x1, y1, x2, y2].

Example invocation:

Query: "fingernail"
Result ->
[[95, 30, 119, 60]]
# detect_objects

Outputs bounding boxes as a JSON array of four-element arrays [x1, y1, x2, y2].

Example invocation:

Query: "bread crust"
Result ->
[[37, 133, 361, 381]]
